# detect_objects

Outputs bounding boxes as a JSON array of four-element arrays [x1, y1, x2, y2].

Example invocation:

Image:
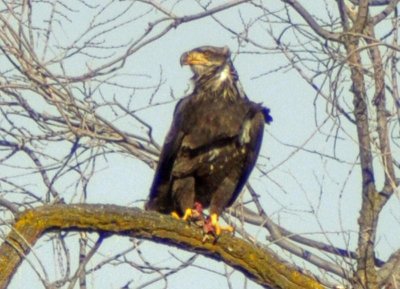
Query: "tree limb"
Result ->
[[378, 249, 400, 287], [364, 23, 396, 202], [230, 206, 351, 279], [348, 0, 392, 5], [343, 5, 380, 287], [371, 0, 400, 24], [352, 0, 369, 33], [0, 204, 324, 289], [281, 0, 342, 42]]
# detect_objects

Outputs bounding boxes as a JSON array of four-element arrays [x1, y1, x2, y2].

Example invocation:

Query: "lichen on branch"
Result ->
[[0, 204, 323, 289]]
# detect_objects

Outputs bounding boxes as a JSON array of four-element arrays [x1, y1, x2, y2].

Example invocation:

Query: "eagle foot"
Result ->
[[202, 213, 234, 243], [171, 211, 180, 219], [171, 202, 205, 227]]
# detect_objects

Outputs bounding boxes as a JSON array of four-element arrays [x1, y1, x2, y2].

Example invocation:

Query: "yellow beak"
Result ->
[[180, 51, 209, 66]]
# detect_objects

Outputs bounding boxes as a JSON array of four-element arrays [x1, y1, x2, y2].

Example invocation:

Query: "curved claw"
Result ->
[[171, 211, 180, 219], [182, 208, 193, 221], [171, 202, 205, 225], [203, 214, 234, 242], [171, 209, 193, 221]]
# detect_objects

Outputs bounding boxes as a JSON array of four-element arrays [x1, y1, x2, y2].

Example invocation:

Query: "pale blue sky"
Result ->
[[5, 1, 400, 288]]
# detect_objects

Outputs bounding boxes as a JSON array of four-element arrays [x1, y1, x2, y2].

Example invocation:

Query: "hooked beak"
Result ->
[[180, 51, 210, 66]]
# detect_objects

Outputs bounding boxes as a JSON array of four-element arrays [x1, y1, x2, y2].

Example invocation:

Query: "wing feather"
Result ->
[[146, 98, 188, 212], [226, 106, 266, 207]]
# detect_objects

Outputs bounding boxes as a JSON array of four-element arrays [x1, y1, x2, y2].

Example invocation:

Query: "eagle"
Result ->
[[146, 46, 272, 236]]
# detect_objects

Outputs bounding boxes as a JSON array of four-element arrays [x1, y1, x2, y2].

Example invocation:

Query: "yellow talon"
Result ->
[[171, 211, 180, 219], [210, 213, 218, 226], [210, 213, 220, 235], [223, 225, 235, 233], [182, 208, 192, 221], [210, 213, 234, 236], [171, 209, 193, 221]]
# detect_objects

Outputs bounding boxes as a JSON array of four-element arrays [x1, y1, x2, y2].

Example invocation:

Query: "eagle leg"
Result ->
[[170, 177, 196, 220], [202, 213, 234, 242], [171, 202, 204, 225], [203, 174, 236, 240]]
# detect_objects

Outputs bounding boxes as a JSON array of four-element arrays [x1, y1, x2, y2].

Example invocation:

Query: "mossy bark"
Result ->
[[0, 204, 324, 289]]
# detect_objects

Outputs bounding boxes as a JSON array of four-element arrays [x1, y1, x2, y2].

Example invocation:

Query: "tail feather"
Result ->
[[145, 184, 173, 214]]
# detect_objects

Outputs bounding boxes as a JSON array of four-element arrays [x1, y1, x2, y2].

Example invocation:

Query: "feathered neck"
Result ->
[[191, 62, 242, 101]]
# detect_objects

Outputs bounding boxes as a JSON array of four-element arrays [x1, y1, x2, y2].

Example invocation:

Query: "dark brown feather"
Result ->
[[146, 46, 271, 217]]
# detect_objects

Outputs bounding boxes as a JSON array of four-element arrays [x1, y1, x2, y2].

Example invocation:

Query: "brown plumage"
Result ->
[[146, 46, 272, 235]]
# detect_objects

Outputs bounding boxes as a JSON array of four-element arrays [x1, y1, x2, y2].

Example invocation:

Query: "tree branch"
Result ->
[[352, 0, 369, 33], [0, 204, 324, 289], [348, 0, 392, 5], [338, 0, 350, 31], [343, 5, 380, 287], [230, 206, 351, 279], [378, 249, 400, 287], [364, 23, 396, 202], [371, 0, 400, 24], [281, 0, 342, 42]]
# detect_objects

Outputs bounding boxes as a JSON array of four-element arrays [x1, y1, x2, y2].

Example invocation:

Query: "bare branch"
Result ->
[[229, 206, 350, 279], [348, 0, 392, 5], [352, 0, 369, 33], [281, 0, 342, 42], [372, 0, 400, 24]]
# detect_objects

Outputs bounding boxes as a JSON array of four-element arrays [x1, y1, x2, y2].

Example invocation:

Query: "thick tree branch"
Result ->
[[344, 6, 379, 288], [364, 23, 396, 201], [352, 0, 369, 33], [378, 249, 400, 287], [0, 204, 324, 289], [230, 206, 350, 279], [231, 206, 384, 266], [338, 0, 350, 31], [348, 0, 392, 5], [371, 0, 400, 24]]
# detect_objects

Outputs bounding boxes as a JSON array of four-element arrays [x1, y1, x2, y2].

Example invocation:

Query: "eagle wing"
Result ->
[[226, 105, 265, 208], [146, 98, 188, 213]]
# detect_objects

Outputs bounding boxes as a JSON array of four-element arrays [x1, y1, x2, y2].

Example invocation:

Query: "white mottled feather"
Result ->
[[217, 65, 230, 84], [239, 119, 252, 145]]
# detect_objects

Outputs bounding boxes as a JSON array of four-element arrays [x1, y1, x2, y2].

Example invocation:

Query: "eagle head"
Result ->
[[180, 46, 238, 85]]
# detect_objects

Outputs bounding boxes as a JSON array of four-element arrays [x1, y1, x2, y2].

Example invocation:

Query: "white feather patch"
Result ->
[[239, 119, 252, 145], [208, 148, 221, 161], [217, 65, 230, 83]]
